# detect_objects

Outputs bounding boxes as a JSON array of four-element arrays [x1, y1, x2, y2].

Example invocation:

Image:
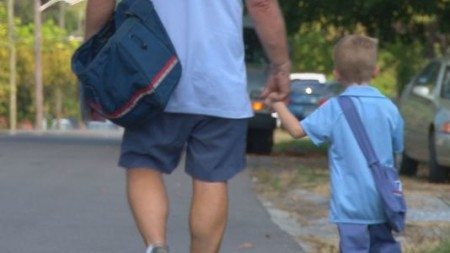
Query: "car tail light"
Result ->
[[252, 101, 265, 111], [442, 122, 450, 134]]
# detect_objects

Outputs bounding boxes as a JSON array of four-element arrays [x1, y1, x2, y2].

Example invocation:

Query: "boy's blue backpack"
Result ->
[[71, 0, 181, 128], [338, 96, 407, 232]]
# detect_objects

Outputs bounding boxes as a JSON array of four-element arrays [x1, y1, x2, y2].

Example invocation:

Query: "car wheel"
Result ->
[[399, 152, 419, 176], [246, 128, 273, 155], [428, 132, 449, 183]]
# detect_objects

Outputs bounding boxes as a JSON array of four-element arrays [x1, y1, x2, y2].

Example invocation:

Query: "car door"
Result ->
[[401, 61, 442, 161], [435, 64, 450, 166]]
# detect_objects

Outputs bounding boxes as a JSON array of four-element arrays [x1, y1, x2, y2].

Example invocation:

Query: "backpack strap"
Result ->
[[337, 96, 379, 167]]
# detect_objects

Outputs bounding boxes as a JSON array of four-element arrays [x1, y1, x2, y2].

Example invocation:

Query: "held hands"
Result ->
[[263, 76, 306, 139], [264, 95, 305, 139], [264, 93, 306, 139], [263, 61, 290, 111], [264, 97, 286, 112], [261, 61, 291, 102], [263, 87, 288, 115]]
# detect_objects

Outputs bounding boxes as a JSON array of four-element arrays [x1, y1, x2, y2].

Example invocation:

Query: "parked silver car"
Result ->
[[398, 58, 450, 182]]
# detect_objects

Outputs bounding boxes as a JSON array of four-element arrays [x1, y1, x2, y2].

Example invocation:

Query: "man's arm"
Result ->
[[272, 102, 306, 139], [84, 0, 116, 40], [245, 0, 291, 101]]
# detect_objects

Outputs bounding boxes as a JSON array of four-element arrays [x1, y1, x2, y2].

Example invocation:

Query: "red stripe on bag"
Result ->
[[91, 56, 178, 119]]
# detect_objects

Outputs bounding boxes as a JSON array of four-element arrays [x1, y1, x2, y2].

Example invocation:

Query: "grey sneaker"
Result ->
[[151, 246, 169, 253]]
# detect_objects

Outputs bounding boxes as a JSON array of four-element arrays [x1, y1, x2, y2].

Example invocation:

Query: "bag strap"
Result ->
[[122, 0, 177, 52], [337, 96, 380, 167]]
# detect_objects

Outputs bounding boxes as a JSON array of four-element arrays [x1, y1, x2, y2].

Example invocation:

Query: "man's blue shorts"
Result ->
[[118, 112, 248, 182]]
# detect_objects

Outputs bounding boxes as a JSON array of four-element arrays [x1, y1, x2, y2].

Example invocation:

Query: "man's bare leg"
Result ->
[[189, 180, 228, 253], [127, 169, 169, 247]]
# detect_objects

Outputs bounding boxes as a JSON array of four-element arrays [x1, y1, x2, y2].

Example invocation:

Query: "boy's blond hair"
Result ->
[[333, 34, 378, 84]]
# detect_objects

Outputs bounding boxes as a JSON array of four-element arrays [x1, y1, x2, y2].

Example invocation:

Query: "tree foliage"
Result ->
[[280, 0, 448, 96], [0, 5, 9, 123], [1, 1, 449, 128], [14, 0, 84, 35], [0, 2, 81, 129], [280, 0, 449, 50]]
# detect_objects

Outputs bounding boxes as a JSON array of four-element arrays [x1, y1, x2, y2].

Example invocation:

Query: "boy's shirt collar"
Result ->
[[340, 84, 386, 98]]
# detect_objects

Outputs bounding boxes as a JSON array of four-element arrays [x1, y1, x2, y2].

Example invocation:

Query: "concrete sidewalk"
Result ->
[[0, 134, 303, 253]]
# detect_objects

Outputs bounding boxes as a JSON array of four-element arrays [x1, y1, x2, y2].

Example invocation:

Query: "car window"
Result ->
[[244, 27, 267, 67], [290, 80, 326, 95], [413, 61, 441, 91], [442, 66, 450, 99]]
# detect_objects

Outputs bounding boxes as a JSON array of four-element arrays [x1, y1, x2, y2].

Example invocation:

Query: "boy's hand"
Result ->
[[263, 97, 275, 108], [264, 98, 286, 112], [268, 99, 306, 139], [271, 101, 286, 111]]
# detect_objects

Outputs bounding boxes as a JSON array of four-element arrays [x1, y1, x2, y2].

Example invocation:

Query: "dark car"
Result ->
[[244, 19, 277, 154], [287, 77, 344, 120], [398, 58, 450, 182], [287, 79, 326, 120]]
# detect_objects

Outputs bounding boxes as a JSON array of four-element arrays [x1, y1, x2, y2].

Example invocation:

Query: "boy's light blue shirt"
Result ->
[[300, 85, 404, 224]]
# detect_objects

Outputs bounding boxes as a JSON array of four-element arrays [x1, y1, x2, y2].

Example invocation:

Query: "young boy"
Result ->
[[268, 34, 404, 253]]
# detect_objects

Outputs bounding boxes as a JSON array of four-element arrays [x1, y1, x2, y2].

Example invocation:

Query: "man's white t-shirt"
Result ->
[[152, 0, 253, 119]]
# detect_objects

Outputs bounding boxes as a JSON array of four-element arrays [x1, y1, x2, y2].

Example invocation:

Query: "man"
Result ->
[[84, 0, 291, 252]]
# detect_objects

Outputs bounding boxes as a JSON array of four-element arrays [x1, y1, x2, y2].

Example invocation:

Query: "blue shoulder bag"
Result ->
[[71, 0, 181, 128], [338, 96, 407, 232]]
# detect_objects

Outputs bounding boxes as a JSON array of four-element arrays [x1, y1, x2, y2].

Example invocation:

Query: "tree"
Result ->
[[279, 0, 449, 96], [280, 0, 449, 55], [14, 0, 84, 35], [0, 2, 81, 129], [0, 4, 10, 128]]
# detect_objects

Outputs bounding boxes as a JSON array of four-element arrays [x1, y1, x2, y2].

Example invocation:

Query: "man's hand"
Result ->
[[261, 61, 291, 101], [263, 96, 284, 112]]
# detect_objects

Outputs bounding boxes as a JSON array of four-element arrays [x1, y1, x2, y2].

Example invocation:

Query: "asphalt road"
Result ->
[[0, 133, 303, 253]]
